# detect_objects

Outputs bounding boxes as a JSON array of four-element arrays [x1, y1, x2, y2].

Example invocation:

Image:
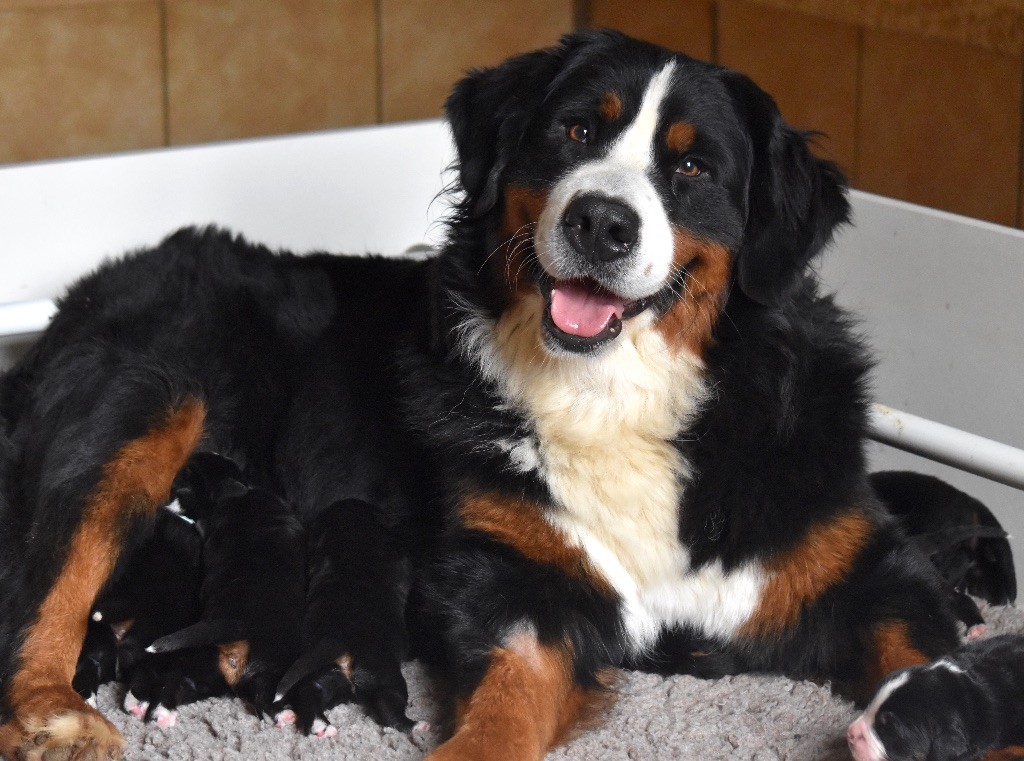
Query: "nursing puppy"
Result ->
[[72, 621, 117, 708], [89, 504, 218, 725], [274, 498, 414, 734], [0, 30, 962, 761], [146, 454, 306, 718], [849, 634, 1024, 761]]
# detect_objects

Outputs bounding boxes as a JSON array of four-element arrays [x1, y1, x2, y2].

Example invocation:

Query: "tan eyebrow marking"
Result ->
[[666, 121, 696, 153], [599, 92, 622, 121]]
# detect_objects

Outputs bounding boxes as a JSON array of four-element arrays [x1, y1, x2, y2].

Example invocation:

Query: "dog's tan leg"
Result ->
[[427, 632, 597, 761], [859, 620, 930, 701], [982, 747, 1024, 761], [0, 400, 205, 761]]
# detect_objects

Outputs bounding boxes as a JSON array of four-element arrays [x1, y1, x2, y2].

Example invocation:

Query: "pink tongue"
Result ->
[[549, 281, 627, 338]]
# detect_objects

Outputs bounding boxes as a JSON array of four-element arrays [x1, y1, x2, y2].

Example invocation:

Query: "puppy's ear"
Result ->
[[445, 40, 575, 216], [725, 72, 850, 306]]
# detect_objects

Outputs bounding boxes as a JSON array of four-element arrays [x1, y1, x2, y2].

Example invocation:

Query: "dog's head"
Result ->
[[446, 30, 848, 360]]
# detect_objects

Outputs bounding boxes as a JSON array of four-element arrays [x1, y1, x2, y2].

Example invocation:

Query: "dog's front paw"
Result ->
[[0, 697, 123, 761]]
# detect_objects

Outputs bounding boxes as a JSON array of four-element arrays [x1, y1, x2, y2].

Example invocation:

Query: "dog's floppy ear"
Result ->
[[445, 40, 576, 216], [725, 72, 850, 307]]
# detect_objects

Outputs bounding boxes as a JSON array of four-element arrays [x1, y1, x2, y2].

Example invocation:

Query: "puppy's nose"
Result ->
[[563, 194, 639, 264], [847, 718, 880, 761]]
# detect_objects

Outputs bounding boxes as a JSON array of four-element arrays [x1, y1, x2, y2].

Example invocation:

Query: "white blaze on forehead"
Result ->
[[927, 659, 965, 674], [608, 60, 678, 169], [864, 670, 911, 719], [535, 60, 680, 301], [849, 670, 913, 761]]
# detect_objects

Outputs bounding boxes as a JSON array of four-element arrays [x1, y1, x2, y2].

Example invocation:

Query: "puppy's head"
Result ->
[[446, 30, 848, 360], [848, 663, 975, 761]]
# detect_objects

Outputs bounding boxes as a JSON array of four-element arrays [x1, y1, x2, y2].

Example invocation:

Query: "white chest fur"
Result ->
[[474, 296, 765, 652]]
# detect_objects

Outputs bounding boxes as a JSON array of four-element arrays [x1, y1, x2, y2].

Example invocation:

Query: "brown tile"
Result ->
[[587, 0, 714, 61], [859, 30, 1022, 227], [0, 1, 150, 8], [380, 0, 574, 122], [717, 0, 859, 174], [0, 2, 164, 164], [165, 0, 377, 145]]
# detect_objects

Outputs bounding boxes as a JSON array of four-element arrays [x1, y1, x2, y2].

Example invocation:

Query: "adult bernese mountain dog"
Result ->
[[0, 30, 965, 760]]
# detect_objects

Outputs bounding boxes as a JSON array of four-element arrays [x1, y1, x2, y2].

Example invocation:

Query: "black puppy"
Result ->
[[274, 498, 416, 735], [872, 471, 1016, 604], [72, 619, 118, 707], [849, 634, 1024, 761], [147, 452, 306, 720], [872, 471, 1016, 637], [90, 502, 225, 724]]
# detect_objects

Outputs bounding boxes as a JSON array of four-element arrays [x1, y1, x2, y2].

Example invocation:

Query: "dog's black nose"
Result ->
[[562, 195, 640, 264]]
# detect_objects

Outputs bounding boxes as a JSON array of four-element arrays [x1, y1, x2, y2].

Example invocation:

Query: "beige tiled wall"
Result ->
[[165, 0, 378, 144], [717, 0, 859, 175], [380, 0, 574, 122], [588, 0, 714, 61], [1, 0, 1022, 229], [857, 29, 1022, 227], [0, 1, 164, 162]]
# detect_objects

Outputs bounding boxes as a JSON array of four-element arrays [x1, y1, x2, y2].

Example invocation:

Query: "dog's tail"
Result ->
[[146, 619, 248, 654], [274, 636, 349, 703]]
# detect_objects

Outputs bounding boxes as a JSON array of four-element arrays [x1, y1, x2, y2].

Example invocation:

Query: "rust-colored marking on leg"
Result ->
[[866, 621, 930, 692], [427, 634, 607, 761], [1, 399, 205, 760], [460, 492, 611, 593], [218, 641, 250, 687], [655, 230, 732, 356], [336, 653, 353, 680], [983, 747, 1024, 761], [740, 510, 874, 639]]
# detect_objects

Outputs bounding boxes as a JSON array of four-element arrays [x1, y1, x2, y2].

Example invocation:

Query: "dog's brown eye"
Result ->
[[566, 122, 590, 143], [677, 157, 702, 177]]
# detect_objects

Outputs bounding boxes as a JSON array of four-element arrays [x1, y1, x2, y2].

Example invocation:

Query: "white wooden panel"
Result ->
[[0, 119, 457, 303], [819, 191, 1024, 592]]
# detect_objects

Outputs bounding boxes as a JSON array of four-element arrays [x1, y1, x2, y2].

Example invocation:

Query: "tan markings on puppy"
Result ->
[[1, 399, 205, 759], [665, 121, 695, 154], [498, 185, 549, 295], [459, 492, 612, 592], [218, 641, 250, 687], [111, 619, 134, 643], [598, 92, 622, 121], [337, 653, 354, 680], [656, 229, 732, 355], [426, 632, 607, 761], [740, 510, 874, 639], [864, 621, 930, 700]]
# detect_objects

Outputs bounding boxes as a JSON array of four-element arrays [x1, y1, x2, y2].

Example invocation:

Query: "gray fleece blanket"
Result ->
[[100, 602, 1022, 760]]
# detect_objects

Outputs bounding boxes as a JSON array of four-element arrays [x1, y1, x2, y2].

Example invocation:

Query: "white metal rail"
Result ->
[[3, 299, 1022, 491]]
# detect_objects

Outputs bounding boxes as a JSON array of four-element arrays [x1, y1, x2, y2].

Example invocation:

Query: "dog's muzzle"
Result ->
[[562, 194, 640, 265]]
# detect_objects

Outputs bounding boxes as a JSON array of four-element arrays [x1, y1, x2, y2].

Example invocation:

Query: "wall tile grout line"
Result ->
[[375, 0, 384, 124], [709, 0, 719, 64], [852, 26, 864, 187], [158, 0, 170, 146]]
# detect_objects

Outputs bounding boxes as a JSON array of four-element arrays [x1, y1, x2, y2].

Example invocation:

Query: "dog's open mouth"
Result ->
[[540, 275, 651, 352]]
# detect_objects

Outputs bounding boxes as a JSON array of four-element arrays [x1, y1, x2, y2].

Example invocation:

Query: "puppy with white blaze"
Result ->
[[849, 634, 1024, 761]]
